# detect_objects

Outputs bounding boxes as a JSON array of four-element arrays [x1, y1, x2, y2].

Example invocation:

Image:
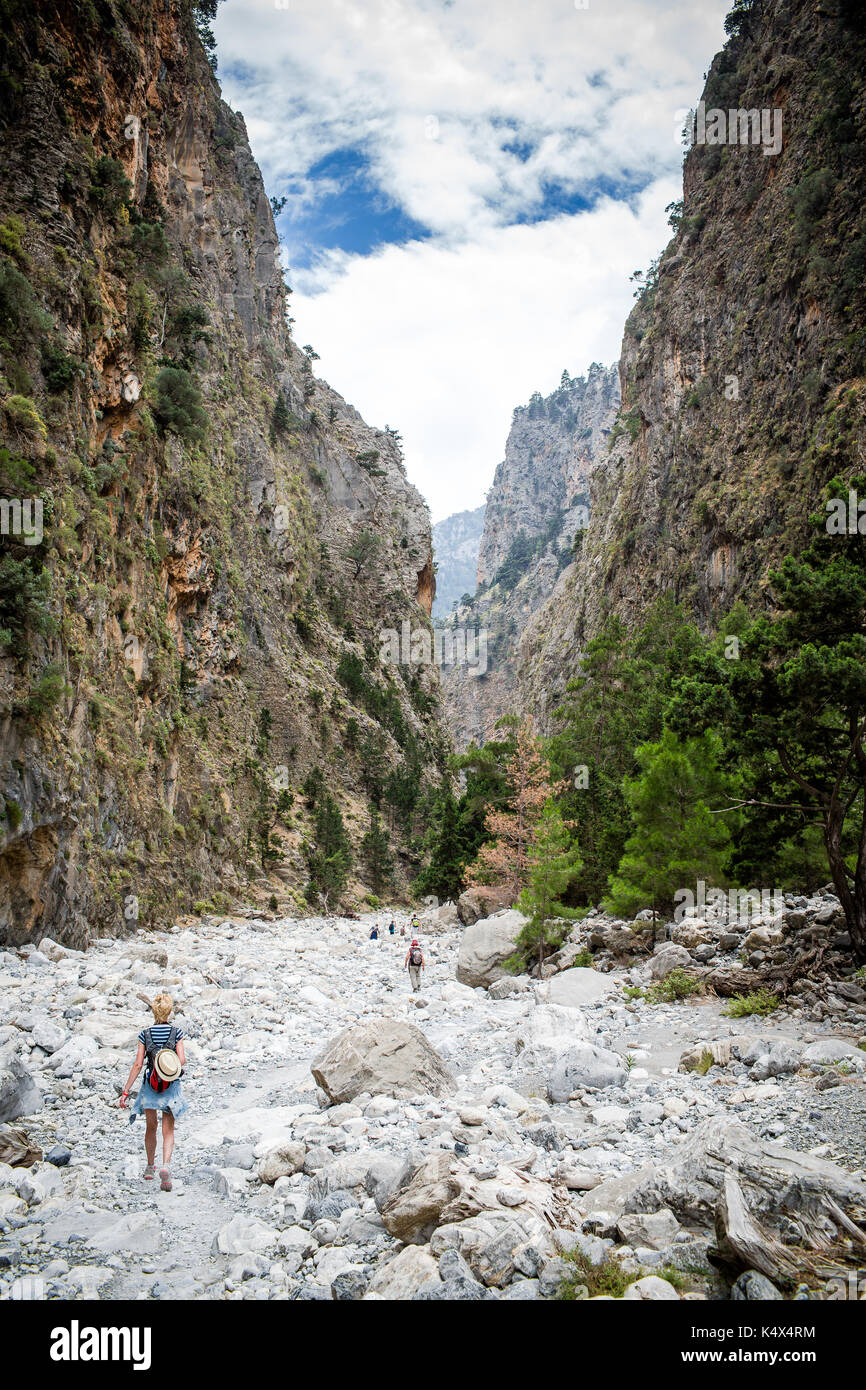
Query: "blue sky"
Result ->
[[213, 0, 731, 520]]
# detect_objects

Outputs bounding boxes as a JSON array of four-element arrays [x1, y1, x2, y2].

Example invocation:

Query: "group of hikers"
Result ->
[[369, 914, 426, 992], [120, 912, 427, 1186]]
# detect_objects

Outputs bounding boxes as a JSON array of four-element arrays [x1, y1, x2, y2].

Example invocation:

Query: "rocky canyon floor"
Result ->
[[1, 909, 865, 1303]]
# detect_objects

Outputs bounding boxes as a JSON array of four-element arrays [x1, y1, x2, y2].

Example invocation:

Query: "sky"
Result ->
[[213, 0, 731, 521]]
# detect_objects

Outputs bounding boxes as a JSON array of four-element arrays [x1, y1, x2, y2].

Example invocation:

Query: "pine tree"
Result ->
[[513, 800, 583, 973], [305, 792, 352, 907], [605, 729, 733, 929], [415, 786, 471, 901], [361, 807, 393, 895], [668, 478, 866, 961], [271, 392, 290, 439], [548, 601, 700, 901]]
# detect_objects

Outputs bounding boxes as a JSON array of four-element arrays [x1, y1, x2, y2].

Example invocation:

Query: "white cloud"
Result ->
[[213, 0, 730, 517], [289, 182, 679, 520]]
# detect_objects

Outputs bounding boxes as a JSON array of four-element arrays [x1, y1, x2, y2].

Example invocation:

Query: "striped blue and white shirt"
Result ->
[[139, 1023, 183, 1086], [138, 1024, 183, 1049]]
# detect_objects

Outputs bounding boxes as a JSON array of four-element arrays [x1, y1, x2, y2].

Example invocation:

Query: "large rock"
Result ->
[[545, 968, 618, 1009], [29, 1019, 68, 1054], [515, 1003, 590, 1071], [212, 1214, 278, 1256], [379, 1152, 463, 1243], [257, 1140, 306, 1184], [365, 1245, 441, 1299], [622, 1275, 680, 1301], [88, 1212, 161, 1256], [47, 1034, 99, 1077], [802, 1039, 865, 1067], [648, 944, 693, 979], [617, 1209, 681, 1250], [547, 1042, 628, 1100], [456, 885, 513, 926], [456, 909, 525, 987], [0, 1049, 40, 1122], [311, 1018, 455, 1103], [365, 1153, 415, 1212], [0, 1125, 41, 1167], [429, 1209, 552, 1287]]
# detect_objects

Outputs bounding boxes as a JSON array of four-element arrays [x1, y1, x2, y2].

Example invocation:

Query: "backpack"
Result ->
[[409, 947, 423, 967], [143, 1025, 179, 1093]]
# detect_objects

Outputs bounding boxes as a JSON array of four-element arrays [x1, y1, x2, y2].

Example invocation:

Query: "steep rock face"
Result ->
[[0, 0, 445, 945], [431, 505, 485, 621], [441, 365, 619, 749], [519, 0, 866, 728]]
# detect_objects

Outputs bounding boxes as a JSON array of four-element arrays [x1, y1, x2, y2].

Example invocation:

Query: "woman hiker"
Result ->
[[119, 992, 187, 1191]]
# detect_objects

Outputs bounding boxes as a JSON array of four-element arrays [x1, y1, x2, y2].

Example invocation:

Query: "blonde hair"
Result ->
[[151, 992, 173, 1023]]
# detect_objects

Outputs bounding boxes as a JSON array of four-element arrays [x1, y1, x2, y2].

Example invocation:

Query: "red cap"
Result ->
[[411, 939, 418, 946]]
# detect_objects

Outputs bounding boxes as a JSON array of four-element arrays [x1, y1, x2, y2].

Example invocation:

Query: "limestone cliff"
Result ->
[[441, 364, 619, 749], [518, 0, 866, 729], [0, 0, 445, 945]]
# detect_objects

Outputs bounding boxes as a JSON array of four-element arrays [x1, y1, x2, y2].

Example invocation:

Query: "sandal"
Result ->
[[159, 1168, 172, 1191], [143, 1164, 156, 1180]]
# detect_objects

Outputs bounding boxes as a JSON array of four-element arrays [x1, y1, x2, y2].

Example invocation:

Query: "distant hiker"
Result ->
[[405, 938, 425, 992], [399, 923, 406, 938], [388, 920, 396, 936], [369, 924, 379, 940], [120, 992, 187, 1191]]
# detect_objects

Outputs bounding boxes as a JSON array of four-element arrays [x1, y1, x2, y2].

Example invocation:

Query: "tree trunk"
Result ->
[[713, 1174, 810, 1286], [824, 798, 866, 962]]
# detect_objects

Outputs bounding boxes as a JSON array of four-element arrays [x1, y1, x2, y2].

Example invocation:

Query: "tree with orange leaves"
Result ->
[[466, 718, 562, 902]]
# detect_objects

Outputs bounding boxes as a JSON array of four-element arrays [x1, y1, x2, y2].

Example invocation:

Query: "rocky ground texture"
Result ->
[[0, 890, 864, 1302]]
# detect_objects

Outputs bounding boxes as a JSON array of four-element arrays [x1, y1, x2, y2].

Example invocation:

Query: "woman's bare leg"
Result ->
[[161, 1110, 175, 1166], [144, 1111, 157, 1165]]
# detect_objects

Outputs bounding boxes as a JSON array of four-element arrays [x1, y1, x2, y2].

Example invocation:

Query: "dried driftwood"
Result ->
[[713, 1174, 812, 1284], [704, 943, 835, 1000]]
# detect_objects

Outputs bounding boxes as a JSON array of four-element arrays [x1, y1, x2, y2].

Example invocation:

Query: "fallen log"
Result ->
[[712, 1174, 812, 1286], [704, 943, 836, 1000]]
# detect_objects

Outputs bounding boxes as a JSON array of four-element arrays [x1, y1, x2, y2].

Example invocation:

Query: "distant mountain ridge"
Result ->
[[432, 504, 486, 621]]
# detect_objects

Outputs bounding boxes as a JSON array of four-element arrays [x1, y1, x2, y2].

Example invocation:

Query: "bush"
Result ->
[[723, 988, 780, 1017], [130, 220, 169, 269], [41, 340, 81, 393], [3, 394, 46, 441], [556, 1250, 632, 1300], [152, 366, 207, 443], [790, 169, 835, 243], [646, 968, 705, 1003], [0, 257, 47, 345], [0, 214, 26, 260], [88, 156, 131, 217], [23, 662, 69, 718], [0, 554, 54, 656]]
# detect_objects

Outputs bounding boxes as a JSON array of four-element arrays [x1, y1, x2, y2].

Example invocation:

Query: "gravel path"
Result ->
[[1, 911, 863, 1301]]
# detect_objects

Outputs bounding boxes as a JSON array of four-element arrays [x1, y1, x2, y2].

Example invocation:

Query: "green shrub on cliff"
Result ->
[[152, 365, 207, 443]]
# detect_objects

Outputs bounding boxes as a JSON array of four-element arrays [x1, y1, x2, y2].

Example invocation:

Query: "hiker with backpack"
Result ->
[[119, 992, 187, 1191], [404, 938, 425, 992]]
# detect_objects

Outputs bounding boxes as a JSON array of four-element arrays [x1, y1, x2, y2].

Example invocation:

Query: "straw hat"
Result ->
[[152, 1048, 181, 1084]]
